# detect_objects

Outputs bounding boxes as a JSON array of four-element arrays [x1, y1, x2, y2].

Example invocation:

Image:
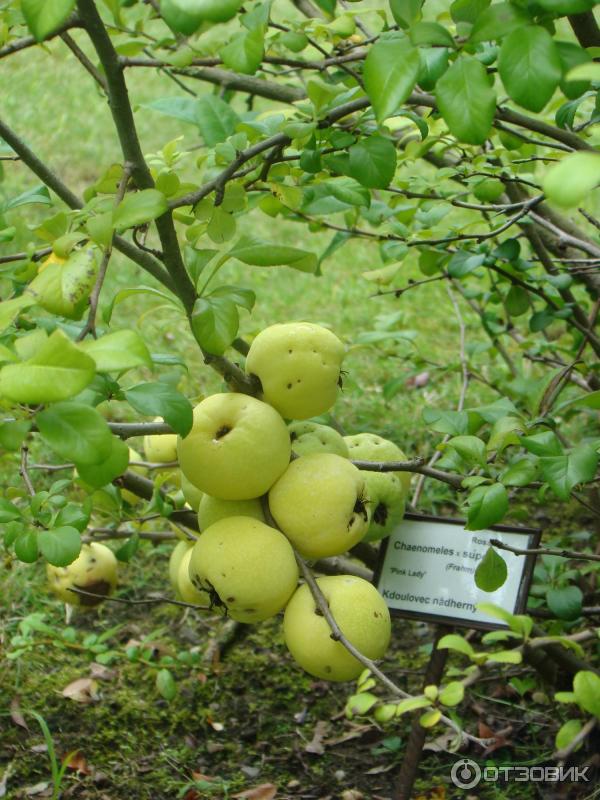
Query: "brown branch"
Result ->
[[60, 30, 108, 90], [68, 586, 208, 611], [20, 446, 35, 497], [77, 165, 132, 340], [351, 458, 464, 490], [0, 17, 81, 59], [569, 11, 600, 49], [490, 539, 600, 564]]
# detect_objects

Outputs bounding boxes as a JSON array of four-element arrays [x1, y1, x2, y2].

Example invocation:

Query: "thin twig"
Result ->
[[68, 586, 208, 611], [20, 446, 35, 496], [490, 539, 600, 563]]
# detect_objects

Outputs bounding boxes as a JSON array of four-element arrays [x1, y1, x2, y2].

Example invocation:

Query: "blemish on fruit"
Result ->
[[215, 425, 231, 439], [374, 503, 388, 526]]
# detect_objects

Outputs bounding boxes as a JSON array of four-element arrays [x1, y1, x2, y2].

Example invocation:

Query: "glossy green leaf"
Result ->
[[80, 330, 152, 372], [348, 135, 397, 189], [466, 483, 509, 530], [113, 189, 168, 231], [437, 634, 474, 657], [436, 56, 496, 144], [22, 0, 76, 41], [222, 27, 264, 75], [38, 526, 81, 567], [229, 237, 318, 273], [124, 382, 193, 437], [75, 436, 130, 489], [498, 27, 561, 112], [438, 682, 464, 707], [547, 586, 583, 621], [446, 435, 486, 466], [37, 402, 113, 465], [540, 445, 599, 500], [14, 529, 39, 563], [363, 37, 421, 123], [475, 546, 508, 592], [389, 0, 422, 28], [555, 720, 582, 752], [0, 330, 95, 404], [0, 295, 36, 332], [156, 668, 177, 701], [191, 296, 239, 356], [543, 152, 600, 209], [470, 2, 530, 43], [573, 671, 600, 718], [195, 95, 240, 146]]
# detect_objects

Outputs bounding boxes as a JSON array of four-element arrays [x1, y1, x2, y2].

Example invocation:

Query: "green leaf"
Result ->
[[466, 483, 509, 530], [222, 27, 264, 75], [0, 295, 37, 333], [543, 152, 600, 209], [14, 529, 39, 563], [75, 436, 130, 489], [573, 671, 600, 719], [540, 445, 599, 500], [0, 420, 32, 451], [395, 696, 431, 715], [389, 0, 422, 28], [207, 207, 236, 244], [209, 284, 256, 312], [555, 720, 582, 752], [500, 459, 538, 487], [538, 0, 595, 11], [124, 382, 193, 437], [103, 286, 181, 325], [498, 26, 561, 113], [505, 286, 529, 317], [348, 135, 397, 189], [4, 185, 52, 211], [566, 62, 600, 83], [475, 547, 508, 592], [363, 37, 421, 123], [556, 390, 600, 413], [422, 407, 469, 435], [141, 96, 198, 126], [38, 526, 81, 567], [409, 22, 454, 48], [547, 586, 583, 621], [346, 692, 378, 715], [556, 41, 592, 100], [470, 2, 531, 43], [439, 682, 464, 707], [113, 189, 168, 231], [417, 47, 450, 91], [115, 532, 140, 562], [36, 402, 113, 466], [419, 709, 441, 728], [446, 435, 486, 467], [80, 330, 152, 372], [22, 0, 75, 41], [0, 330, 95, 404], [195, 95, 240, 146], [487, 650, 522, 664], [520, 431, 563, 457], [156, 668, 177, 701], [435, 56, 496, 144], [55, 501, 91, 532], [0, 498, 23, 523], [191, 296, 239, 356], [229, 237, 318, 273], [437, 634, 475, 657]]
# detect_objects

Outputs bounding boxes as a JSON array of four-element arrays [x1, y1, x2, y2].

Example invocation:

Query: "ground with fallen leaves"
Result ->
[[1, 543, 596, 800]]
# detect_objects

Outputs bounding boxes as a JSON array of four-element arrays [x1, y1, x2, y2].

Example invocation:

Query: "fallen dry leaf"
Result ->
[[0, 763, 14, 798], [233, 783, 277, 800], [478, 722, 513, 755], [341, 791, 363, 800], [10, 696, 28, 730], [61, 678, 99, 704], [64, 751, 92, 775], [305, 720, 328, 755], [90, 662, 116, 681], [24, 782, 50, 797]]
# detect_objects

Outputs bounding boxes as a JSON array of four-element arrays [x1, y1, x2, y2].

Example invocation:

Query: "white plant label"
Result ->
[[374, 516, 539, 629]]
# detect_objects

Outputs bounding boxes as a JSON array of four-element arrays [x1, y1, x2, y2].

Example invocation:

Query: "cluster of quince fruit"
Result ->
[[48, 322, 411, 682]]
